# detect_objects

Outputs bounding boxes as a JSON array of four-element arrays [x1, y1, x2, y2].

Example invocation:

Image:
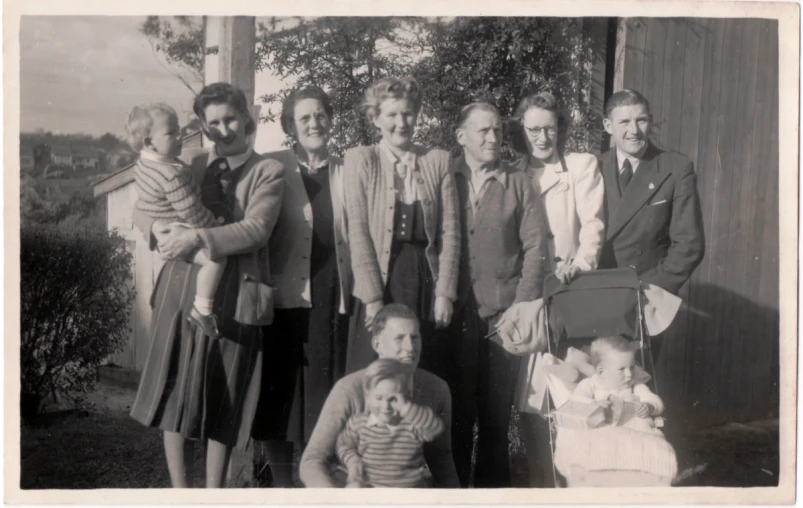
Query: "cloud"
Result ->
[[20, 16, 197, 136]]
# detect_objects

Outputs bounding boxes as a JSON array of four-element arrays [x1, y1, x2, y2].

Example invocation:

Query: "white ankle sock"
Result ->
[[194, 296, 215, 316]]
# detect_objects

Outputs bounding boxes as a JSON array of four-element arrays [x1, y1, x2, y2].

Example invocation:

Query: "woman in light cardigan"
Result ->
[[343, 77, 460, 384], [253, 86, 353, 487], [510, 91, 605, 488]]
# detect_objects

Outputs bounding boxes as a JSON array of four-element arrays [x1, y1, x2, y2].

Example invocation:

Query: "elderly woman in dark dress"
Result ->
[[250, 86, 352, 487], [129, 83, 286, 488], [343, 77, 461, 383]]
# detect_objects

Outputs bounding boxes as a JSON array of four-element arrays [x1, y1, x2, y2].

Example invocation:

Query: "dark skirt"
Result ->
[[129, 259, 263, 452], [252, 180, 349, 444], [346, 200, 448, 376]]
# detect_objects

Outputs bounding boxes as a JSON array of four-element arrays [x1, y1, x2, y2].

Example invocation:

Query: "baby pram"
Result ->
[[517, 268, 679, 487]]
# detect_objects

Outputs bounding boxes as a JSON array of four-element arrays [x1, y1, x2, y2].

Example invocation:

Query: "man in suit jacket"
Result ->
[[598, 89, 705, 296], [448, 102, 549, 488]]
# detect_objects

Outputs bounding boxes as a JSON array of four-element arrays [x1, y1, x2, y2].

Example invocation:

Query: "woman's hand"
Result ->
[[433, 296, 453, 329], [364, 301, 384, 332], [555, 264, 581, 285], [155, 224, 202, 260]]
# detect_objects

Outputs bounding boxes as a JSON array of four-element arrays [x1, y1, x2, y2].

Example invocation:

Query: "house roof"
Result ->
[[51, 146, 72, 157], [93, 162, 136, 198]]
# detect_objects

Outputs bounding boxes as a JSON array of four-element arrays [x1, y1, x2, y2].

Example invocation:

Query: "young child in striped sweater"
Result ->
[[336, 359, 445, 488], [126, 103, 226, 339]]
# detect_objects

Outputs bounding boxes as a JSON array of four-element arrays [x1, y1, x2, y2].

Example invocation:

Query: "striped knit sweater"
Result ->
[[133, 155, 219, 228], [343, 144, 460, 305], [336, 403, 445, 488]]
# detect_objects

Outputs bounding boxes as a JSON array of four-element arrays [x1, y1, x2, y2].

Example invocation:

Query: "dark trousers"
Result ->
[[444, 295, 520, 488]]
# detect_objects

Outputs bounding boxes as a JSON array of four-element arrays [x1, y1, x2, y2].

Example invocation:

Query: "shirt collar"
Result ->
[[616, 147, 646, 173], [366, 413, 401, 430], [380, 140, 416, 170], [207, 147, 254, 171], [139, 150, 180, 166], [457, 155, 507, 188]]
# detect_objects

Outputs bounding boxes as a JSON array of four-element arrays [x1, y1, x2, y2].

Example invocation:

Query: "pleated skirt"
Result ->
[[129, 258, 263, 451]]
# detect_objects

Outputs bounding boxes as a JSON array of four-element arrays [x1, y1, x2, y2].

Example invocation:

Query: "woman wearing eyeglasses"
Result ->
[[509, 91, 605, 487]]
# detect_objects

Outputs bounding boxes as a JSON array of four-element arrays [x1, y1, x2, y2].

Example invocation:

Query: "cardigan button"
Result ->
[[637, 249, 643, 256], [547, 232, 554, 239], [553, 256, 562, 263]]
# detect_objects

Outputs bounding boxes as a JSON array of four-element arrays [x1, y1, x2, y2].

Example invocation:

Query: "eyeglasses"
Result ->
[[524, 126, 558, 138]]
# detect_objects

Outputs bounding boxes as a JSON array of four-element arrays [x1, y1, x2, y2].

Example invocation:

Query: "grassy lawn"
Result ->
[[20, 410, 778, 489], [21, 411, 203, 489]]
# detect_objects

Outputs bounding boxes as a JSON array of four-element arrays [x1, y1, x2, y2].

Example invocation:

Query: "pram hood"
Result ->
[[544, 268, 642, 340]]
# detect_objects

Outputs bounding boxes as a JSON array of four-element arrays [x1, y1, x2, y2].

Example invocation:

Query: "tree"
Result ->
[[139, 16, 206, 94], [254, 17, 599, 160], [255, 17, 432, 155], [20, 223, 134, 418], [413, 17, 599, 159]]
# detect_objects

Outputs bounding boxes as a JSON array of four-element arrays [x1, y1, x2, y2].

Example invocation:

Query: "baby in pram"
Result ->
[[571, 335, 664, 433], [551, 335, 678, 486]]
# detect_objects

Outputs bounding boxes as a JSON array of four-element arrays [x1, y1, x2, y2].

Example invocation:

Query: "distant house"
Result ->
[[20, 144, 35, 172], [51, 145, 73, 166], [72, 145, 100, 170]]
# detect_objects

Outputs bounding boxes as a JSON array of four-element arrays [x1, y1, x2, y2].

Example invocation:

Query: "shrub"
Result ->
[[20, 223, 134, 418]]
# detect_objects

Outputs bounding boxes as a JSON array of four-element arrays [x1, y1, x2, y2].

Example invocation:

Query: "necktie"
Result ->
[[619, 158, 633, 192], [201, 158, 232, 224]]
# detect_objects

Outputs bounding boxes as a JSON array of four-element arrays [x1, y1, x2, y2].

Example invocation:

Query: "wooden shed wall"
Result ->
[[619, 18, 779, 426], [106, 182, 164, 372]]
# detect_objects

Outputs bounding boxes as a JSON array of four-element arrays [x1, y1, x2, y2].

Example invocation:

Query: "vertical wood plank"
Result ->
[[661, 19, 688, 152], [642, 18, 667, 145], [623, 18, 648, 92], [756, 20, 780, 415], [675, 18, 706, 403], [708, 18, 743, 420]]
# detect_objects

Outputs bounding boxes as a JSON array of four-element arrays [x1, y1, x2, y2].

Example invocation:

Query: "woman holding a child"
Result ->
[[129, 83, 286, 488]]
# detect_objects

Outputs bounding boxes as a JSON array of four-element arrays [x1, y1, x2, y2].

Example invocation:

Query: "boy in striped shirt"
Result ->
[[336, 359, 445, 488], [126, 103, 226, 338]]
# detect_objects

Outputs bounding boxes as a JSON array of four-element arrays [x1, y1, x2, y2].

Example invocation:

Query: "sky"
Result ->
[[20, 16, 198, 138]]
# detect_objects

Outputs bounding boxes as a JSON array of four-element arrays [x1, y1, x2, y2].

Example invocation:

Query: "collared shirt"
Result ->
[[139, 149, 181, 167], [207, 146, 255, 171], [616, 147, 646, 175], [456, 158, 506, 213], [366, 413, 403, 431], [380, 140, 418, 204]]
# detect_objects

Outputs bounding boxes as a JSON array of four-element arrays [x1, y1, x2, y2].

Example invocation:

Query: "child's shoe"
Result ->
[[188, 307, 221, 339]]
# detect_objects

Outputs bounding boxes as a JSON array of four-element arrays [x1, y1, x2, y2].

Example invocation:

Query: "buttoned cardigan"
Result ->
[[344, 144, 460, 305], [264, 149, 352, 314]]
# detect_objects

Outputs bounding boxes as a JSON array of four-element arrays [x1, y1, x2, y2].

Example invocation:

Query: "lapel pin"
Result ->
[[648, 183, 655, 190]]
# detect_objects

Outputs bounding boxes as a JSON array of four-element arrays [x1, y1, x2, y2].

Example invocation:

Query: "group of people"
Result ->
[[125, 76, 705, 489]]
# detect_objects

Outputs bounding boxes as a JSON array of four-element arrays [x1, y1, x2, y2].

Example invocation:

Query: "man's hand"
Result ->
[[636, 402, 654, 418], [555, 264, 581, 285], [364, 301, 384, 332], [433, 296, 453, 329], [155, 223, 201, 260]]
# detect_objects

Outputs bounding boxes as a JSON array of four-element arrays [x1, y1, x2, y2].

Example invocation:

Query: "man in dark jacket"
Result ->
[[598, 89, 705, 295]]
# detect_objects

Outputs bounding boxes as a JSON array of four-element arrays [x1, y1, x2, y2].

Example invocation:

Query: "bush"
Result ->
[[20, 223, 134, 418]]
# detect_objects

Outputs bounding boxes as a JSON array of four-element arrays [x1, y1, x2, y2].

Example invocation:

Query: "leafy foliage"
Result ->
[[255, 17, 430, 154], [141, 16, 602, 158], [139, 16, 206, 94], [20, 224, 134, 416], [414, 17, 599, 158]]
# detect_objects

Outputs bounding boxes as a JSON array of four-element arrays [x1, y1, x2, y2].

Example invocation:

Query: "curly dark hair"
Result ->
[[279, 86, 334, 138]]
